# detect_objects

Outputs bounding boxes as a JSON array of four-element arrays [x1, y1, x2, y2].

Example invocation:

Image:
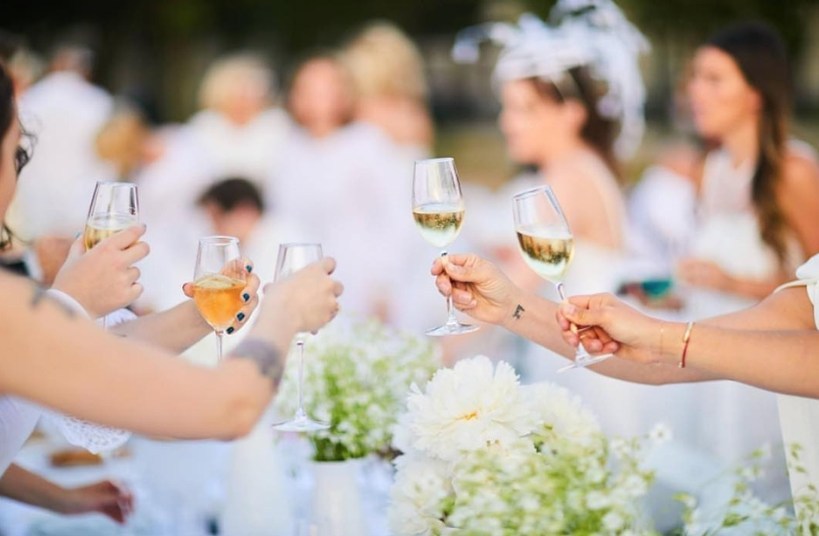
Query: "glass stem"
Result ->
[[554, 282, 588, 360], [295, 341, 307, 419], [442, 250, 459, 327], [555, 282, 568, 302], [216, 331, 224, 361]]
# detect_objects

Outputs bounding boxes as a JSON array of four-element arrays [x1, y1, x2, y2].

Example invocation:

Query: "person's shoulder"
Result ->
[[782, 141, 819, 191]]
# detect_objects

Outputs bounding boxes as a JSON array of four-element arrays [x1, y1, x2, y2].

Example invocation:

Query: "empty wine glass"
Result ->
[[192, 236, 246, 361], [513, 185, 613, 371], [272, 243, 330, 432], [412, 157, 478, 336]]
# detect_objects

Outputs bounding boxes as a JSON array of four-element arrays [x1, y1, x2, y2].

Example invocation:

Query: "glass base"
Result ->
[[557, 353, 614, 373], [272, 415, 330, 432], [425, 322, 479, 337]]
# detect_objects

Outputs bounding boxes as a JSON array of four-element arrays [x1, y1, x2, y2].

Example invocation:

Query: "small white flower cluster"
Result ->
[[273, 320, 439, 461], [388, 356, 654, 535], [679, 443, 812, 535]]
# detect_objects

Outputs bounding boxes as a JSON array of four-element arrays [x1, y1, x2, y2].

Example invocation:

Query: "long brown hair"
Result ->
[[529, 65, 620, 179], [0, 62, 15, 250], [708, 22, 792, 264]]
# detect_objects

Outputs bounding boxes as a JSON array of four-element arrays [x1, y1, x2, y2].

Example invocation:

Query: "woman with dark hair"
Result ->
[[0, 61, 343, 520], [681, 21, 819, 311], [671, 21, 819, 488], [450, 2, 652, 441]]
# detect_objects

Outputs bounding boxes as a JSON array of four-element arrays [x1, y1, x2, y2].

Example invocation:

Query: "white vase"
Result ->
[[221, 425, 293, 535], [310, 459, 368, 536]]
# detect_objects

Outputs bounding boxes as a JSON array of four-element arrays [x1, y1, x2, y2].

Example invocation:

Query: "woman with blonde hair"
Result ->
[[340, 21, 433, 156]]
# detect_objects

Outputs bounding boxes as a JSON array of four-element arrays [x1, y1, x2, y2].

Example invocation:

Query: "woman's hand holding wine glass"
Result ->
[[51, 224, 149, 318]]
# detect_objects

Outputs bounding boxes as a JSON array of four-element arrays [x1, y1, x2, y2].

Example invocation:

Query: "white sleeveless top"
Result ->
[[688, 148, 803, 318], [776, 255, 819, 524]]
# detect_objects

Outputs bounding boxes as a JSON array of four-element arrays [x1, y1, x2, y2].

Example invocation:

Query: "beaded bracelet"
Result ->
[[679, 321, 695, 369]]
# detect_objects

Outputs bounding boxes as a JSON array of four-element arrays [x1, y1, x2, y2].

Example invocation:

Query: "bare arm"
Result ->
[[432, 254, 713, 384], [108, 300, 212, 354], [0, 260, 342, 439], [779, 152, 819, 257], [433, 253, 815, 387], [0, 464, 130, 523], [559, 286, 819, 395]]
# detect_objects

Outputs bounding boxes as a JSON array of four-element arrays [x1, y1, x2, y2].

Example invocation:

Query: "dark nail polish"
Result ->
[[242, 293, 250, 302], [226, 327, 235, 334], [245, 265, 253, 273], [237, 312, 245, 322]]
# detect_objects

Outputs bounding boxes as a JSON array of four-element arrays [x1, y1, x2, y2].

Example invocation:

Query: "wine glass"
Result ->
[[84, 181, 140, 250], [192, 236, 247, 361], [512, 185, 613, 371], [272, 243, 330, 432], [85, 181, 139, 329], [412, 157, 478, 336]]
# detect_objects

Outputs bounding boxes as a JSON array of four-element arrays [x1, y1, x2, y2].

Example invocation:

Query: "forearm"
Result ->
[[659, 322, 819, 398], [0, 277, 276, 440], [0, 464, 65, 513], [502, 292, 714, 385], [108, 301, 210, 353]]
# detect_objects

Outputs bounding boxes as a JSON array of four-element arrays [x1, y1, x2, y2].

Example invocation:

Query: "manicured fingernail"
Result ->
[[242, 293, 250, 302], [245, 265, 253, 273], [237, 312, 245, 321], [226, 327, 235, 334]]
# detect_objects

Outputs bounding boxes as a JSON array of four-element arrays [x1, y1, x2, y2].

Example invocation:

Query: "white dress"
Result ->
[[776, 254, 819, 524], [684, 148, 802, 499], [7, 71, 114, 241], [271, 122, 419, 321]]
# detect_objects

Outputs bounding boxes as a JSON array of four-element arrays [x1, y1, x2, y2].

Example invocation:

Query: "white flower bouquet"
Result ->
[[273, 320, 439, 462], [389, 355, 656, 535]]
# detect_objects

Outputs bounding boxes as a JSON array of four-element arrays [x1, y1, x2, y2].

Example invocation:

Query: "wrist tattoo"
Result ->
[[513, 304, 525, 320], [230, 339, 285, 387]]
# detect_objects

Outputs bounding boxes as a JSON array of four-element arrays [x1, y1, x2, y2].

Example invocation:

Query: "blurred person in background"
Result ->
[[452, 1, 653, 408], [7, 40, 112, 242], [273, 52, 416, 324], [132, 53, 290, 316], [184, 53, 289, 189], [340, 21, 434, 160], [656, 21, 819, 501]]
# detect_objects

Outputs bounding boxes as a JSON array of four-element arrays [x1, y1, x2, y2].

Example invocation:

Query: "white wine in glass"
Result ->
[[412, 157, 478, 336], [513, 186, 613, 371], [271, 242, 330, 433], [84, 181, 139, 251], [192, 236, 246, 361], [84, 181, 140, 329]]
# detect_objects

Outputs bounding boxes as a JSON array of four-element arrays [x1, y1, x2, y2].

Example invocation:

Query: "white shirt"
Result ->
[[8, 71, 114, 240]]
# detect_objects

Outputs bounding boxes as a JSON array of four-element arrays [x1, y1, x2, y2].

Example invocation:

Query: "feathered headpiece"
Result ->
[[452, 0, 649, 159]]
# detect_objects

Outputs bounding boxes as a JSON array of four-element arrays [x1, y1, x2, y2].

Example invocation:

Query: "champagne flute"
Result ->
[[412, 157, 478, 336], [512, 186, 613, 371], [272, 243, 330, 432], [192, 236, 247, 361], [85, 181, 139, 329]]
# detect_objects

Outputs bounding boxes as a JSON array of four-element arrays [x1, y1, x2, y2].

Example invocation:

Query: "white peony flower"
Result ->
[[524, 382, 602, 449], [405, 356, 536, 462]]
